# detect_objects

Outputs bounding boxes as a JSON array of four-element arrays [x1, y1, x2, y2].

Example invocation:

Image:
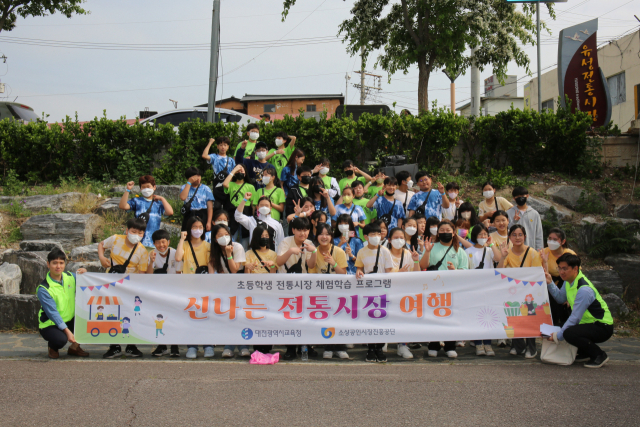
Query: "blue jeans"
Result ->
[[474, 340, 491, 345], [224, 345, 249, 351]]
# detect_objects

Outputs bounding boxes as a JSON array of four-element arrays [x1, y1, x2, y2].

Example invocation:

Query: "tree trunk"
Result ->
[[418, 57, 430, 112]]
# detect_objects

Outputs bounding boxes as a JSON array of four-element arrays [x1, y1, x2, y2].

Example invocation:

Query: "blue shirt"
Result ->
[[373, 196, 406, 232], [208, 153, 235, 175], [407, 189, 444, 220], [37, 272, 76, 330], [313, 200, 332, 225], [127, 197, 165, 247], [280, 165, 298, 196], [334, 237, 363, 275], [235, 148, 270, 189], [547, 279, 596, 341], [179, 184, 214, 211], [333, 203, 366, 232]]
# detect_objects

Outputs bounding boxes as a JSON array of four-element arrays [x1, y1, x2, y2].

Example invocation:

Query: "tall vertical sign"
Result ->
[[558, 19, 611, 127]]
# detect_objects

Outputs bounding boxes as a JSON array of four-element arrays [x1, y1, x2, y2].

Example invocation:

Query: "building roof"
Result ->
[[241, 94, 343, 102], [456, 96, 524, 111]]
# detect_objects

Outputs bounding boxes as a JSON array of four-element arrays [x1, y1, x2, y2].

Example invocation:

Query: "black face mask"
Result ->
[[259, 237, 270, 247], [300, 176, 312, 185], [310, 185, 323, 194], [234, 173, 245, 180], [386, 191, 395, 197], [345, 170, 354, 176], [439, 233, 453, 243], [515, 196, 527, 206]]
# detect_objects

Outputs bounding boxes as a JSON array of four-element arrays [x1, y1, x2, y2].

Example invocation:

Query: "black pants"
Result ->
[[563, 322, 613, 360], [181, 209, 207, 231], [367, 343, 384, 350], [511, 338, 536, 354], [550, 277, 572, 326], [428, 341, 456, 352], [40, 318, 74, 351], [253, 345, 273, 353]]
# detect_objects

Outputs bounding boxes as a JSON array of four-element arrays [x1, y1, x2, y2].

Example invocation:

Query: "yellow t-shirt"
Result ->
[[180, 240, 211, 274], [245, 249, 278, 274], [490, 231, 513, 249], [503, 246, 542, 268], [478, 197, 513, 218], [389, 248, 414, 272], [309, 245, 348, 274], [102, 235, 149, 274], [155, 320, 165, 329], [540, 247, 576, 277]]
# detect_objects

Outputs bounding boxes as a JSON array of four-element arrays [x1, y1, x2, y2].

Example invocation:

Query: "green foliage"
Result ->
[[0, 199, 32, 217], [2, 169, 23, 195], [0, 0, 88, 33], [588, 219, 639, 258], [575, 182, 606, 214], [164, 198, 185, 226]]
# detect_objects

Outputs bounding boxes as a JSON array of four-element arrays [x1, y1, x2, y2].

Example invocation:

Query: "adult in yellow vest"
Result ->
[[37, 248, 89, 359], [545, 254, 613, 368]]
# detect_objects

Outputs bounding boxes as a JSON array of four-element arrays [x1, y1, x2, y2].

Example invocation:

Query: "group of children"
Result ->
[[37, 128, 603, 364]]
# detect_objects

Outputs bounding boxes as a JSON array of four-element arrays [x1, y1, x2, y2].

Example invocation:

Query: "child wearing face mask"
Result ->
[[394, 171, 415, 217], [339, 160, 372, 193], [235, 141, 276, 189], [205, 210, 230, 242], [364, 168, 386, 199], [441, 182, 461, 221], [98, 217, 150, 359], [402, 217, 424, 256], [308, 176, 336, 225], [455, 202, 481, 249], [351, 180, 376, 241], [312, 158, 341, 200], [202, 136, 236, 188], [251, 167, 285, 221], [506, 186, 544, 250], [268, 132, 297, 178], [333, 186, 366, 236], [281, 148, 306, 196], [223, 164, 256, 248], [426, 216, 440, 242], [119, 175, 174, 249], [333, 214, 364, 275], [234, 123, 261, 160], [235, 194, 285, 252], [478, 181, 513, 224], [368, 177, 405, 233], [179, 167, 216, 232]]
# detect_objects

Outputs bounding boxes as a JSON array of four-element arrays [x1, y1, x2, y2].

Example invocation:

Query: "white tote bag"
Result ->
[[540, 340, 578, 365]]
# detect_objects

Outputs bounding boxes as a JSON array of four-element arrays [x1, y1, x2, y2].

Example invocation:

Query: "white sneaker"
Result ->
[[446, 350, 458, 358], [221, 349, 233, 358], [382, 343, 388, 353], [427, 350, 438, 357], [484, 345, 495, 356], [240, 348, 251, 357], [397, 344, 414, 359], [323, 351, 333, 359], [345, 344, 354, 349], [525, 350, 537, 359], [469, 341, 476, 347], [509, 347, 518, 356], [456, 341, 465, 347], [336, 351, 349, 359], [186, 348, 197, 359], [497, 339, 507, 347], [204, 347, 214, 358], [476, 345, 486, 356]]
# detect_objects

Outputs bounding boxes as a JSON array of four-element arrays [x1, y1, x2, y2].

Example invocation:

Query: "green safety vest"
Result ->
[[37, 272, 76, 329], [565, 271, 613, 326]]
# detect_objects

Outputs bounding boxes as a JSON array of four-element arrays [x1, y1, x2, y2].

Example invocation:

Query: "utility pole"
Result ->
[[207, 0, 221, 123], [345, 72, 350, 113], [536, 1, 542, 112], [443, 68, 461, 115], [360, 46, 366, 105], [470, 47, 481, 117]]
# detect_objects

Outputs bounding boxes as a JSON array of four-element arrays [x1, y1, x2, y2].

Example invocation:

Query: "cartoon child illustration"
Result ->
[[121, 317, 132, 337], [523, 294, 537, 316], [134, 296, 142, 316], [95, 306, 104, 320], [154, 314, 166, 338]]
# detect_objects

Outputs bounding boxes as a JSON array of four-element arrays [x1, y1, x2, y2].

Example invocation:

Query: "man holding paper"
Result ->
[[544, 254, 613, 368]]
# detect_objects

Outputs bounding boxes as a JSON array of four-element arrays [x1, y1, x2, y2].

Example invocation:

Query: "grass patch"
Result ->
[[69, 193, 99, 214], [25, 176, 115, 197], [0, 220, 23, 247], [0, 199, 33, 218], [95, 211, 129, 242]]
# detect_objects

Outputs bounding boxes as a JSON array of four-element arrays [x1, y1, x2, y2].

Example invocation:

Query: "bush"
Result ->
[[588, 219, 639, 258]]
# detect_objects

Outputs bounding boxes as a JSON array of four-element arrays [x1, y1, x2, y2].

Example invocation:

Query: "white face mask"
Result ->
[[256, 151, 267, 160], [214, 220, 228, 226], [275, 138, 284, 147], [461, 212, 471, 220], [262, 176, 271, 185], [338, 224, 350, 235], [448, 192, 457, 199], [406, 180, 414, 188], [217, 235, 231, 246], [405, 226, 417, 236], [258, 206, 271, 216], [430, 227, 438, 236], [127, 233, 141, 245], [477, 238, 488, 246], [319, 167, 330, 175], [483, 190, 495, 199], [249, 132, 259, 141], [368, 236, 381, 246], [141, 188, 154, 198], [391, 238, 406, 249], [157, 248, 169, 256], [547, 240, 562, 250], [191, 229, 203, 239]]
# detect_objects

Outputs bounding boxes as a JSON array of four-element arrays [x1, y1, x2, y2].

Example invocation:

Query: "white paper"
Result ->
[[540, 323, 562, 337]]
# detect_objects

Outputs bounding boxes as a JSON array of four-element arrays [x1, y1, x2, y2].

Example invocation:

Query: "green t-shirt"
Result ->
[[339, 176, 367, 193], [252, 186, 286, 220], [225, 181, 257, 207], [427, 242, 469, 271], [366, 184, 383, 199], [268, 145, 295, 177], [352, 197, 376, 241], [235, 141, 256, 159]]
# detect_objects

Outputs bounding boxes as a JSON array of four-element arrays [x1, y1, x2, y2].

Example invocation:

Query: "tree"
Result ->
[[282, 0, 553, 112], [0, 0, 87, 33]]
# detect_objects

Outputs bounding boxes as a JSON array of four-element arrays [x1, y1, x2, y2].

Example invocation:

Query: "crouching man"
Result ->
[[37, 248, 89, 359]]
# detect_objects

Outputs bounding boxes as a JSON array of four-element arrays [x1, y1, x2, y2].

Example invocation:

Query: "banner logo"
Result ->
[[321, 327, 335, 339], [241, 328, 253, 340]]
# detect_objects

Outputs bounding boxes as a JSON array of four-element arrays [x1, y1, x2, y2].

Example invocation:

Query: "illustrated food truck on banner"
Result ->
[[87, 295, 123, 337]]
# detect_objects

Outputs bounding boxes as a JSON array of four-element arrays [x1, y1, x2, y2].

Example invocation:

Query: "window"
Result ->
[[193, 111, 229, 123], [608, 72, 626, 106], [542, 99, 554, 112], [263, 104, 276, 113], [306, 104, 316, 112], [153, 112, 193, 126]]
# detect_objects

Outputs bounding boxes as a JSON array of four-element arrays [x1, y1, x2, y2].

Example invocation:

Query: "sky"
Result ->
[[0, 0, 637, 122]]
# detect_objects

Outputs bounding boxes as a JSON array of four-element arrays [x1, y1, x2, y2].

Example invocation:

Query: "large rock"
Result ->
[[614, 204, 640, 220], [66, 261, 106, 273], [110, 185, 182, 200], [527, 196, 574, 221], [602, 294, 630, 317], [19, 240, 64, 252], [546, 185, 606, 211], [20, 214, 103, 251], [575, 217, 640, 253], [0, 250, 48, 294], [0, 263, 22, 295], [604, 253, 640, 301], [0, 192, 99, 213], [160, 222, 182, 238], [0, 294, 40, 330], [70, 243, 100, 261], [94, 198, 128, 217], [584, 270, 625, 297]]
